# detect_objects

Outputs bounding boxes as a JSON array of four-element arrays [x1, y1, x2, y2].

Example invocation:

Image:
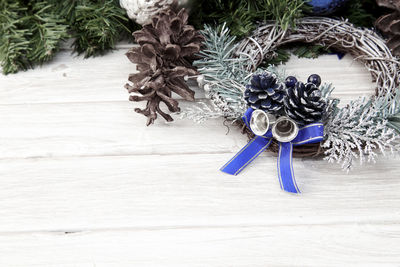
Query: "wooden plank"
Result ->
[[0, 49, 136, 104], [0, 51, 374, 105], [1, 223, 399, 266], [0, 42, 396, 266], [0, 101, 245, 159], [0, 49, 205, 105], [0, 50, 376, 162], [0, 154, 399, 232]]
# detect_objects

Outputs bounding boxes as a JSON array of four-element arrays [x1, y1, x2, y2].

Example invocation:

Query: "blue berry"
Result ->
[[285, 76, 297, 88], [307, 74, 321, 87]]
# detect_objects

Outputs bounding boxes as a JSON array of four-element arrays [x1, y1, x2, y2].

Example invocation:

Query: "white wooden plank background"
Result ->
[[1, 43, 400, 266]]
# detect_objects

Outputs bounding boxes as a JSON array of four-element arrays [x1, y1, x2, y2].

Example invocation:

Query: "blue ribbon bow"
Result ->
[[220, 108, 324, 194]]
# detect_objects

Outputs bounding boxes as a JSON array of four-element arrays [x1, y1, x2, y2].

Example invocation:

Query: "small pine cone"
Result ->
[[284, 81, 326, 126], [244, 73, 285, 113]]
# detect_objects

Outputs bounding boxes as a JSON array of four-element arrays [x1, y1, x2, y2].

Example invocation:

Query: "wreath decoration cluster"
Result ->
[[126, 6, 400, 193]]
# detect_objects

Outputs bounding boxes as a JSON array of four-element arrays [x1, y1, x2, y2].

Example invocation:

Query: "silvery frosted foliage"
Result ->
[[179, 24, 294, 123], [374, 91, 400, 133], [316, 82, 338, 124], [192, 24, 251, 120], [119, 0, 188, 25], [178, 100, 226, 123], [319, 83, 335, 100], [183, 24, 287, 123], [322, 94, 400, 170]]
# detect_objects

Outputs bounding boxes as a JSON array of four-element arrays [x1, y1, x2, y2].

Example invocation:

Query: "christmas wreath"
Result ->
[[123, 1, 400, 193]]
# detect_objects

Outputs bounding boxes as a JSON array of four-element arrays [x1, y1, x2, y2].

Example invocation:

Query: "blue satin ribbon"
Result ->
[[220, 108, 324, 194]]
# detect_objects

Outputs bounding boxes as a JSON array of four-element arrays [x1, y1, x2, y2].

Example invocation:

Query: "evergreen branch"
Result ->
[[292, 44, 331, 59], [46, 0, 79, 24], [0, 1, 31, 74], [339, 0, 380, 28], [323, 93, 400, 170], [184, 24, 284, 122], [178, 100, 226, 123], [374, 90, 400, 134], [193, 24, 249, 118], [0, 0, 137, 74], [261, 43, 333, 67], [72, 0, 130, 57], [267, 0, 306, 30], [27, 2, 69, 63], [190, 0, 307, 38], [260, 48, 291, 66]]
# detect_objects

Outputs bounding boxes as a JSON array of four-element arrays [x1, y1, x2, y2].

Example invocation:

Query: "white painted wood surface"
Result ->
[[1, 44, 400, 266]]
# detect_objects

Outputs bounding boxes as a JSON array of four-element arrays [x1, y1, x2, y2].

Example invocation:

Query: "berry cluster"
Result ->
[[244, 72, 326, 126]]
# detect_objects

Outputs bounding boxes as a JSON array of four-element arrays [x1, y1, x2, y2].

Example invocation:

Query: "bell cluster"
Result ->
[[246, 72, 326, 142]]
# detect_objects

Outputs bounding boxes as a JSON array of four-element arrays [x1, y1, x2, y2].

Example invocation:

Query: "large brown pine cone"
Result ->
[[375, 0, 400, 56], [125, 6, 204, 125]]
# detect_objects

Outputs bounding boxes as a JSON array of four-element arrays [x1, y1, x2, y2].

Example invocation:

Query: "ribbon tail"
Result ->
[[278, 142, 301, 194], [220, 136, 272, 176]]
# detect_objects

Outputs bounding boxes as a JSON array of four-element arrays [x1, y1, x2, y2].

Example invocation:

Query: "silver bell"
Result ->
[[250, 110, 276, 136], [272, 116, 299, 142]]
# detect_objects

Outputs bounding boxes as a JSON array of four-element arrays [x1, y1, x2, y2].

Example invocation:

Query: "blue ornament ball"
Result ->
[[307, 74, 322, 87], [285, 76, 298, 88], [307, 0, 349, 15]]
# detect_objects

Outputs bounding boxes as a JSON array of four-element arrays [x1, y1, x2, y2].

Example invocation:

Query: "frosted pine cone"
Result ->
[[284, 74, 326, 126], [244, 73, 285, 113]]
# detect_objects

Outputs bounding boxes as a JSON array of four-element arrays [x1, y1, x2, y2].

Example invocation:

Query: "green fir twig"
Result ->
[[0, 0, 137, 74], [72, 0, 130, 57], [190, 0, 308, 38], [0, 1, 31, 73]]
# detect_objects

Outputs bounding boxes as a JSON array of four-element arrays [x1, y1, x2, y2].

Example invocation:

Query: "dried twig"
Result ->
[[236, 17, 400, 95]]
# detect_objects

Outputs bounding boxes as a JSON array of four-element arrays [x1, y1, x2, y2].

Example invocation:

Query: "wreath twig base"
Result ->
[[237, 17, 400, 95]]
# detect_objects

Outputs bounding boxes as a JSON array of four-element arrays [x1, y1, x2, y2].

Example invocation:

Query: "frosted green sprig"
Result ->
[[323, 90, 400, 170]]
